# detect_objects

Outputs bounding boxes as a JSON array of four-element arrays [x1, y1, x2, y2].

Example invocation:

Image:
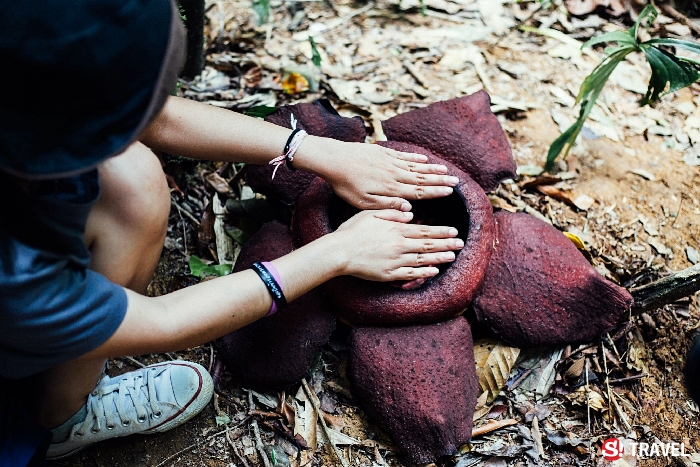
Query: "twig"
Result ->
[[472, 419, 518, 437], [301, 379, 349, 467], [171, 198, 201, 226], [608, 374, 648, 385], [155, 418, 249, 467], [509, 368, 533, 390], [122, 356, 146, 368], [229, 164, 248, 189], [630, 263, 700, 313], [605, 332, 621, 360], [658, 3, 700, 37], [602, 343, 631, 432], [250, 409, 285, 418], [252, 419, 273, 467], [227, 431, 251, 467], [309, 3, 374, 38], [532, 416, 546, 460], [585, 357, 591, 435], [672, 195, 683, 228], [557, 342, 597, 365], [403, 60, 429, 88]]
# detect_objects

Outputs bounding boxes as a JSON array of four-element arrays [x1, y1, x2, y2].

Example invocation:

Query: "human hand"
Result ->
[[296, 137, 460, 211], [330, 209, 463, 282]]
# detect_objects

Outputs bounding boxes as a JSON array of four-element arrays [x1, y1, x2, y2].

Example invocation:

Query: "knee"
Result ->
[[96, 142, 170, 238]]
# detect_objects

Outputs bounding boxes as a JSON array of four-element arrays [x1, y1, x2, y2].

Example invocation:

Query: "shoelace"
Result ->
[[74, 367, 165, 436]]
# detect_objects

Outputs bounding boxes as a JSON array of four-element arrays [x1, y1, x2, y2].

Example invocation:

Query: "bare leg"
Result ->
[[33, 142, 170, 429]]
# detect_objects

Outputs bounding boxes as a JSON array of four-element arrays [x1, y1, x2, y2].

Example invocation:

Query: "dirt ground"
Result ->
[[48, 1, 700, 466]]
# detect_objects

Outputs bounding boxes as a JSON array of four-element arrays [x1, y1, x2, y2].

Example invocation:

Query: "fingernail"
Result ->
[[455, 239, 465, 248], [437, 165, 448, 173], [448, 228, 458, 236], [444, 252, 456, 261], [400, 202, 412, 212], [448, 176, 460, 185], [403, 211, 414, 219], [429, 267, 440, 275], [441, 187, 453, 195]]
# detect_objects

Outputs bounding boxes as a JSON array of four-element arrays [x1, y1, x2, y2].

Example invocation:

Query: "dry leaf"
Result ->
[[638, 214, 659, 236], [572, 194, 595, 211], [293, 385, 318, 449], [564, 357, 585, 380], [282, 72, 309, 94], [566, 387, 607, 412], [472, 391, 490, 421], [648, 238, 672, 256], [205, 172, 232, 195], [474, 338, 520, 404], [536, 185, 576, 206]]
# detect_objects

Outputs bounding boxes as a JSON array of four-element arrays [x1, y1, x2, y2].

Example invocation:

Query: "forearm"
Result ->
[[139, 96, 331, 175], [82, 232, 347, 359]]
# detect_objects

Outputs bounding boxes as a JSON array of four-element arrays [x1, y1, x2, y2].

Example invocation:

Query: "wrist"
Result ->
[[312, 230, 351, 279], [292, 135, 337, 178]]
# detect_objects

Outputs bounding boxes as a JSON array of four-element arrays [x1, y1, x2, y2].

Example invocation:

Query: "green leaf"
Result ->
[[420, 0, 426, 16], [215, 414, 231, 426], [309, 36, 322, 68], [575, 48, 633, 104], [245, 105, 278, 118], [641, 45, 700, 105], [582, 30, 636, 50], [645, 37, 700, 56], [208, 263, 233, 277], [546, 48, 632, 170], [632, 4, 658, 40], [252, 0, 270, 25], [546, 119, 583, 170], [226, 227, 252, 245], [189, 255, 233, 278], [189, 255, 209, 277]]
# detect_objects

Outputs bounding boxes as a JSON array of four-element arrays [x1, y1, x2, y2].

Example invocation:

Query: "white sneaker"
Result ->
[[46, 361, 214, 460]]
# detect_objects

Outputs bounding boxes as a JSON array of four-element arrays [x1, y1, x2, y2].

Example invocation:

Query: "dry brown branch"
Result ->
[[471, 418, 518, 437], [301, 379, 350, 467], [658, 3, 700, 37]]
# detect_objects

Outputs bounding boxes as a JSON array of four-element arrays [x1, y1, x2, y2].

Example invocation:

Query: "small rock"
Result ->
[[648, 239, 672, 256], [629, 168, 656, 181], [573, 194, 595, 211], [686, 246, 700, 264]]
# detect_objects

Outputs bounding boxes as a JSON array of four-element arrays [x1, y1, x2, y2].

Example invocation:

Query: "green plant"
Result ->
[[245, 105, 278, 118], [545, 5, 700, 170], [252, 0, 270, 25], [309, 36, 322, 68], [189, 255, 232, 278]]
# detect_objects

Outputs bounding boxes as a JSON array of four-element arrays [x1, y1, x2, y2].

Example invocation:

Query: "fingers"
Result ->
[[398, 160, 451, 175], [401, 251, 457, 266], [396, 171, 460, 188], [403, 237, 464, 253], [365, 196, 413, 212], [372, 209, 414, 223], [393, 151, 429, 163], [402, 224, 461, 240], [390, 266, 440, 282]]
